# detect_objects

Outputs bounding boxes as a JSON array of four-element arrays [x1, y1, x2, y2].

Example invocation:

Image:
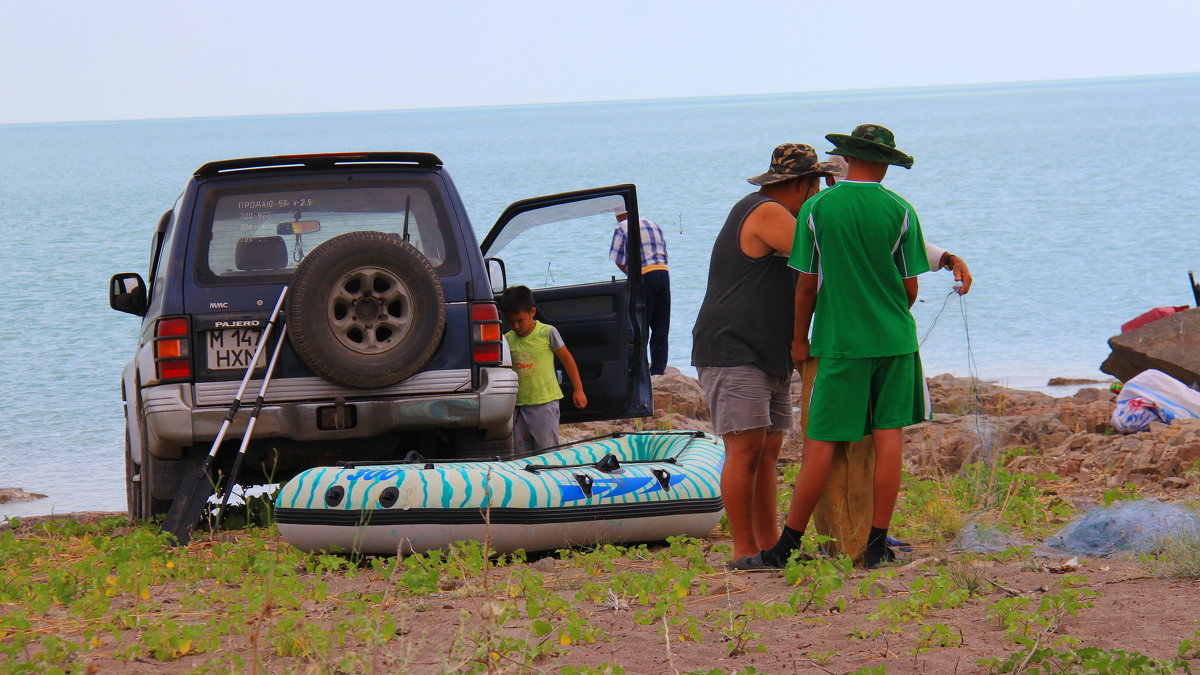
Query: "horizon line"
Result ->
[[3, 71, 1196, 128]]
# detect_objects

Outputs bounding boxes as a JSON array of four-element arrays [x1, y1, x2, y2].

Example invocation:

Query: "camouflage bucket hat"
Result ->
[[747, 143, 841, 186], [825, 124, 915, 169]]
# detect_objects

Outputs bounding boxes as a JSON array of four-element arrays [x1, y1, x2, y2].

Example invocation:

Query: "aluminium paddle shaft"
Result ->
[[161, 286, 289, 545], [214, 322, 288, 530]]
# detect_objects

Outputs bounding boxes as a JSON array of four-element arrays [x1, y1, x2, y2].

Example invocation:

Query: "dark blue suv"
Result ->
[[110, 152, 652, 519]]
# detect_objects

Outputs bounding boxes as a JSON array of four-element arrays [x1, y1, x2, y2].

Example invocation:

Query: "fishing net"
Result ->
[[1043, 498, 1200, 556], [953, 521, 1028, 553]]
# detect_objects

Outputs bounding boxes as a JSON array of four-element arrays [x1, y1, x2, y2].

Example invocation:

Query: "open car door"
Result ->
[[481, 184, 651, 424]]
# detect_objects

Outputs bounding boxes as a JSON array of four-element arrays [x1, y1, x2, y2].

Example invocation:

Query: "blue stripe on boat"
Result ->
[[441, 470, 454, 509], [496, 468, 513, 508], [304, 467, 327, 509], [460, 469, 473, 508]]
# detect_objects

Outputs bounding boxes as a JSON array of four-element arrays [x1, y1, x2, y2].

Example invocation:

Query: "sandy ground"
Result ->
[[28, 523, 1193, 674]]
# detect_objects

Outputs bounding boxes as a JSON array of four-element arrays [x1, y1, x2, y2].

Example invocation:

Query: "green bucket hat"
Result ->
[[825, 124, 914, 169], [747, 143, 841, 186]]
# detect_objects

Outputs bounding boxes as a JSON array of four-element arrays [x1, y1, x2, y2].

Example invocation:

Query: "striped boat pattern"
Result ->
[[276, 431, 723, 514]]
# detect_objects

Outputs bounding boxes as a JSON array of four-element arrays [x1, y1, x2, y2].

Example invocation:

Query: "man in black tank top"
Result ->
[[692, 143, 839, 563], [696, 145, 975, 569]]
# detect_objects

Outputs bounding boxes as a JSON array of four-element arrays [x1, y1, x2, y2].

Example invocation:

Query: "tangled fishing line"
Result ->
[[920, 284, 1002, 504]]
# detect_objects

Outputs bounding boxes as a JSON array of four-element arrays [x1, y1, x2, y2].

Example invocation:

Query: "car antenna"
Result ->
[[402, 195, 412, 242]]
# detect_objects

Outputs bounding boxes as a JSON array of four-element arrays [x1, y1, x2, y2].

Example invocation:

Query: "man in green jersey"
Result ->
[[735, 124, 930, 569]]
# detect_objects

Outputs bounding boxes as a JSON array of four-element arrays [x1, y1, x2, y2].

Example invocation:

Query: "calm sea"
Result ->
[[2, 75, 1197, 518]]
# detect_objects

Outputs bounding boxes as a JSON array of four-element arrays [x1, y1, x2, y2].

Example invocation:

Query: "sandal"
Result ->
[[725, 552, 781, 572], [725, 550, 815, 572]]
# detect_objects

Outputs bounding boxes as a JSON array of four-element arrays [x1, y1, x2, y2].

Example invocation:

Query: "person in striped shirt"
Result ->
[[610, 211, 671, 375]]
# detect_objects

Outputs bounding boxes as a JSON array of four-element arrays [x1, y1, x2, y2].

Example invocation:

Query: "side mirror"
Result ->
[[485, 258, 507, 294], [110, 273, 148, 316]]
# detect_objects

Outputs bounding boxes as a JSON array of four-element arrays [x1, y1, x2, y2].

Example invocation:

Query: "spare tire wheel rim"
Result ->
[[329, 265, 414, 354]]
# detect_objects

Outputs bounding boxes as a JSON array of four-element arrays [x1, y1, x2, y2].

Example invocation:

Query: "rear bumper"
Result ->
[[141, 367, 517, 459]]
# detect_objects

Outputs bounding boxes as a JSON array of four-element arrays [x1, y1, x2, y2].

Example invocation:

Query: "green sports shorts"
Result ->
[[805, 352, 927, 442]]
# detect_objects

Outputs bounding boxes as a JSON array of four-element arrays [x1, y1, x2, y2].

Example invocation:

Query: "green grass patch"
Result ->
[[895, 460, 1072, 544], [1140, 530, 1200, 579], [3, 475, 1189, 673]]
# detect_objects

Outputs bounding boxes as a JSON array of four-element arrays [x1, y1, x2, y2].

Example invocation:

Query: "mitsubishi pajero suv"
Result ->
[[110, 152, 652, 519]]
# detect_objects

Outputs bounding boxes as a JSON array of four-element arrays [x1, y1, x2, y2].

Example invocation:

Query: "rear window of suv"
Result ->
[[197, 181, 459, 282]]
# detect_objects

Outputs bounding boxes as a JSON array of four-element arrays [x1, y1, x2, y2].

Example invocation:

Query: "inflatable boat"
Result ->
[[274, 430, 725, 555]]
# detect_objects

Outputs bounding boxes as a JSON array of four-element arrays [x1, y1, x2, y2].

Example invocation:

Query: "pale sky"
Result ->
[[1, 0, 1197, 124]]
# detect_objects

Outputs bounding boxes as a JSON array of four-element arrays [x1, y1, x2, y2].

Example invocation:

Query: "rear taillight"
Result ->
[[154, 317, 192, 381], [470, 302, 503, 364]]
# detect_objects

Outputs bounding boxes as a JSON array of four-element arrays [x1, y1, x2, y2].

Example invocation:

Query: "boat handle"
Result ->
[[595, 454, 621, 473], [523, 454, 677, 474], [573, 474, 594, 498]]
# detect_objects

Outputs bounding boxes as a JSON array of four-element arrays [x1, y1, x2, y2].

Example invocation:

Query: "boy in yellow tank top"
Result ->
[[499, 286, 587, 454]]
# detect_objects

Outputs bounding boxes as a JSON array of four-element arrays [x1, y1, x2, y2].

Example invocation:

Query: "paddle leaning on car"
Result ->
[[110, 152, 654, 539], [160, 287, 289, 544]]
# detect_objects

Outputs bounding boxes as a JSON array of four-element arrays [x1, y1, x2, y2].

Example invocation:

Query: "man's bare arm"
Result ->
[[741, 201, 799, 257], [940, 253, 972, 294], [903, 277, 919, 308], [928, 243, 973, 295], [791, 273, 819, 363]]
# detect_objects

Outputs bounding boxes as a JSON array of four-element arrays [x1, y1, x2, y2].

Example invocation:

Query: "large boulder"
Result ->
[[650, 367, 710, 420], [1101, 307, 1200, 387], [0, 487, 46, 504]]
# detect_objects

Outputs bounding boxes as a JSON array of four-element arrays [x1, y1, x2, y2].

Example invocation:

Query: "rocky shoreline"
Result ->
[[567, 368, 1200, 495], [7, 372, 1196, 525]]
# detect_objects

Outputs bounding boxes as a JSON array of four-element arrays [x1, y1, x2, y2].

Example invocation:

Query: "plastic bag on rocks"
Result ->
[[1043, 498, 1200, 556], [1111, 397, 1165, 433], [1110, 369, 1200, 433]]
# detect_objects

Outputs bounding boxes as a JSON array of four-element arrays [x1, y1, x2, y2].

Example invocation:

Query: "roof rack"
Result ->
[[195, 152, 443, 177]]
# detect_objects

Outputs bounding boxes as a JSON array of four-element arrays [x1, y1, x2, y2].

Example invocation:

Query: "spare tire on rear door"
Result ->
[[288, 231, 446, 389]]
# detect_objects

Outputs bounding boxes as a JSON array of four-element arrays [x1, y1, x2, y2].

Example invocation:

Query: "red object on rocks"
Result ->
[[1122, 306, 1191, 332]]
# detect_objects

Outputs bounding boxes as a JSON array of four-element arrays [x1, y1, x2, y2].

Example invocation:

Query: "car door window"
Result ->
[[483, 186, 651, 423], [146, 195, 184, 317], [484, 193, 627, 289]]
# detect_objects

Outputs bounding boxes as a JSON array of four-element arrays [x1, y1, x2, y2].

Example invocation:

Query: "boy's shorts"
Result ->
[[514, 400, 561, 454], [806, 352, 927, 442], [697, 365, 793, 436]]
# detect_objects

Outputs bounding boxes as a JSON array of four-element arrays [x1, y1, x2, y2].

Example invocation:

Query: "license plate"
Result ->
[[206, 329, 266, 370]]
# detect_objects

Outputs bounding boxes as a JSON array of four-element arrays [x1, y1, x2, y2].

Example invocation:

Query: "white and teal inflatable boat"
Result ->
[[274, 431, 725, 555]]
